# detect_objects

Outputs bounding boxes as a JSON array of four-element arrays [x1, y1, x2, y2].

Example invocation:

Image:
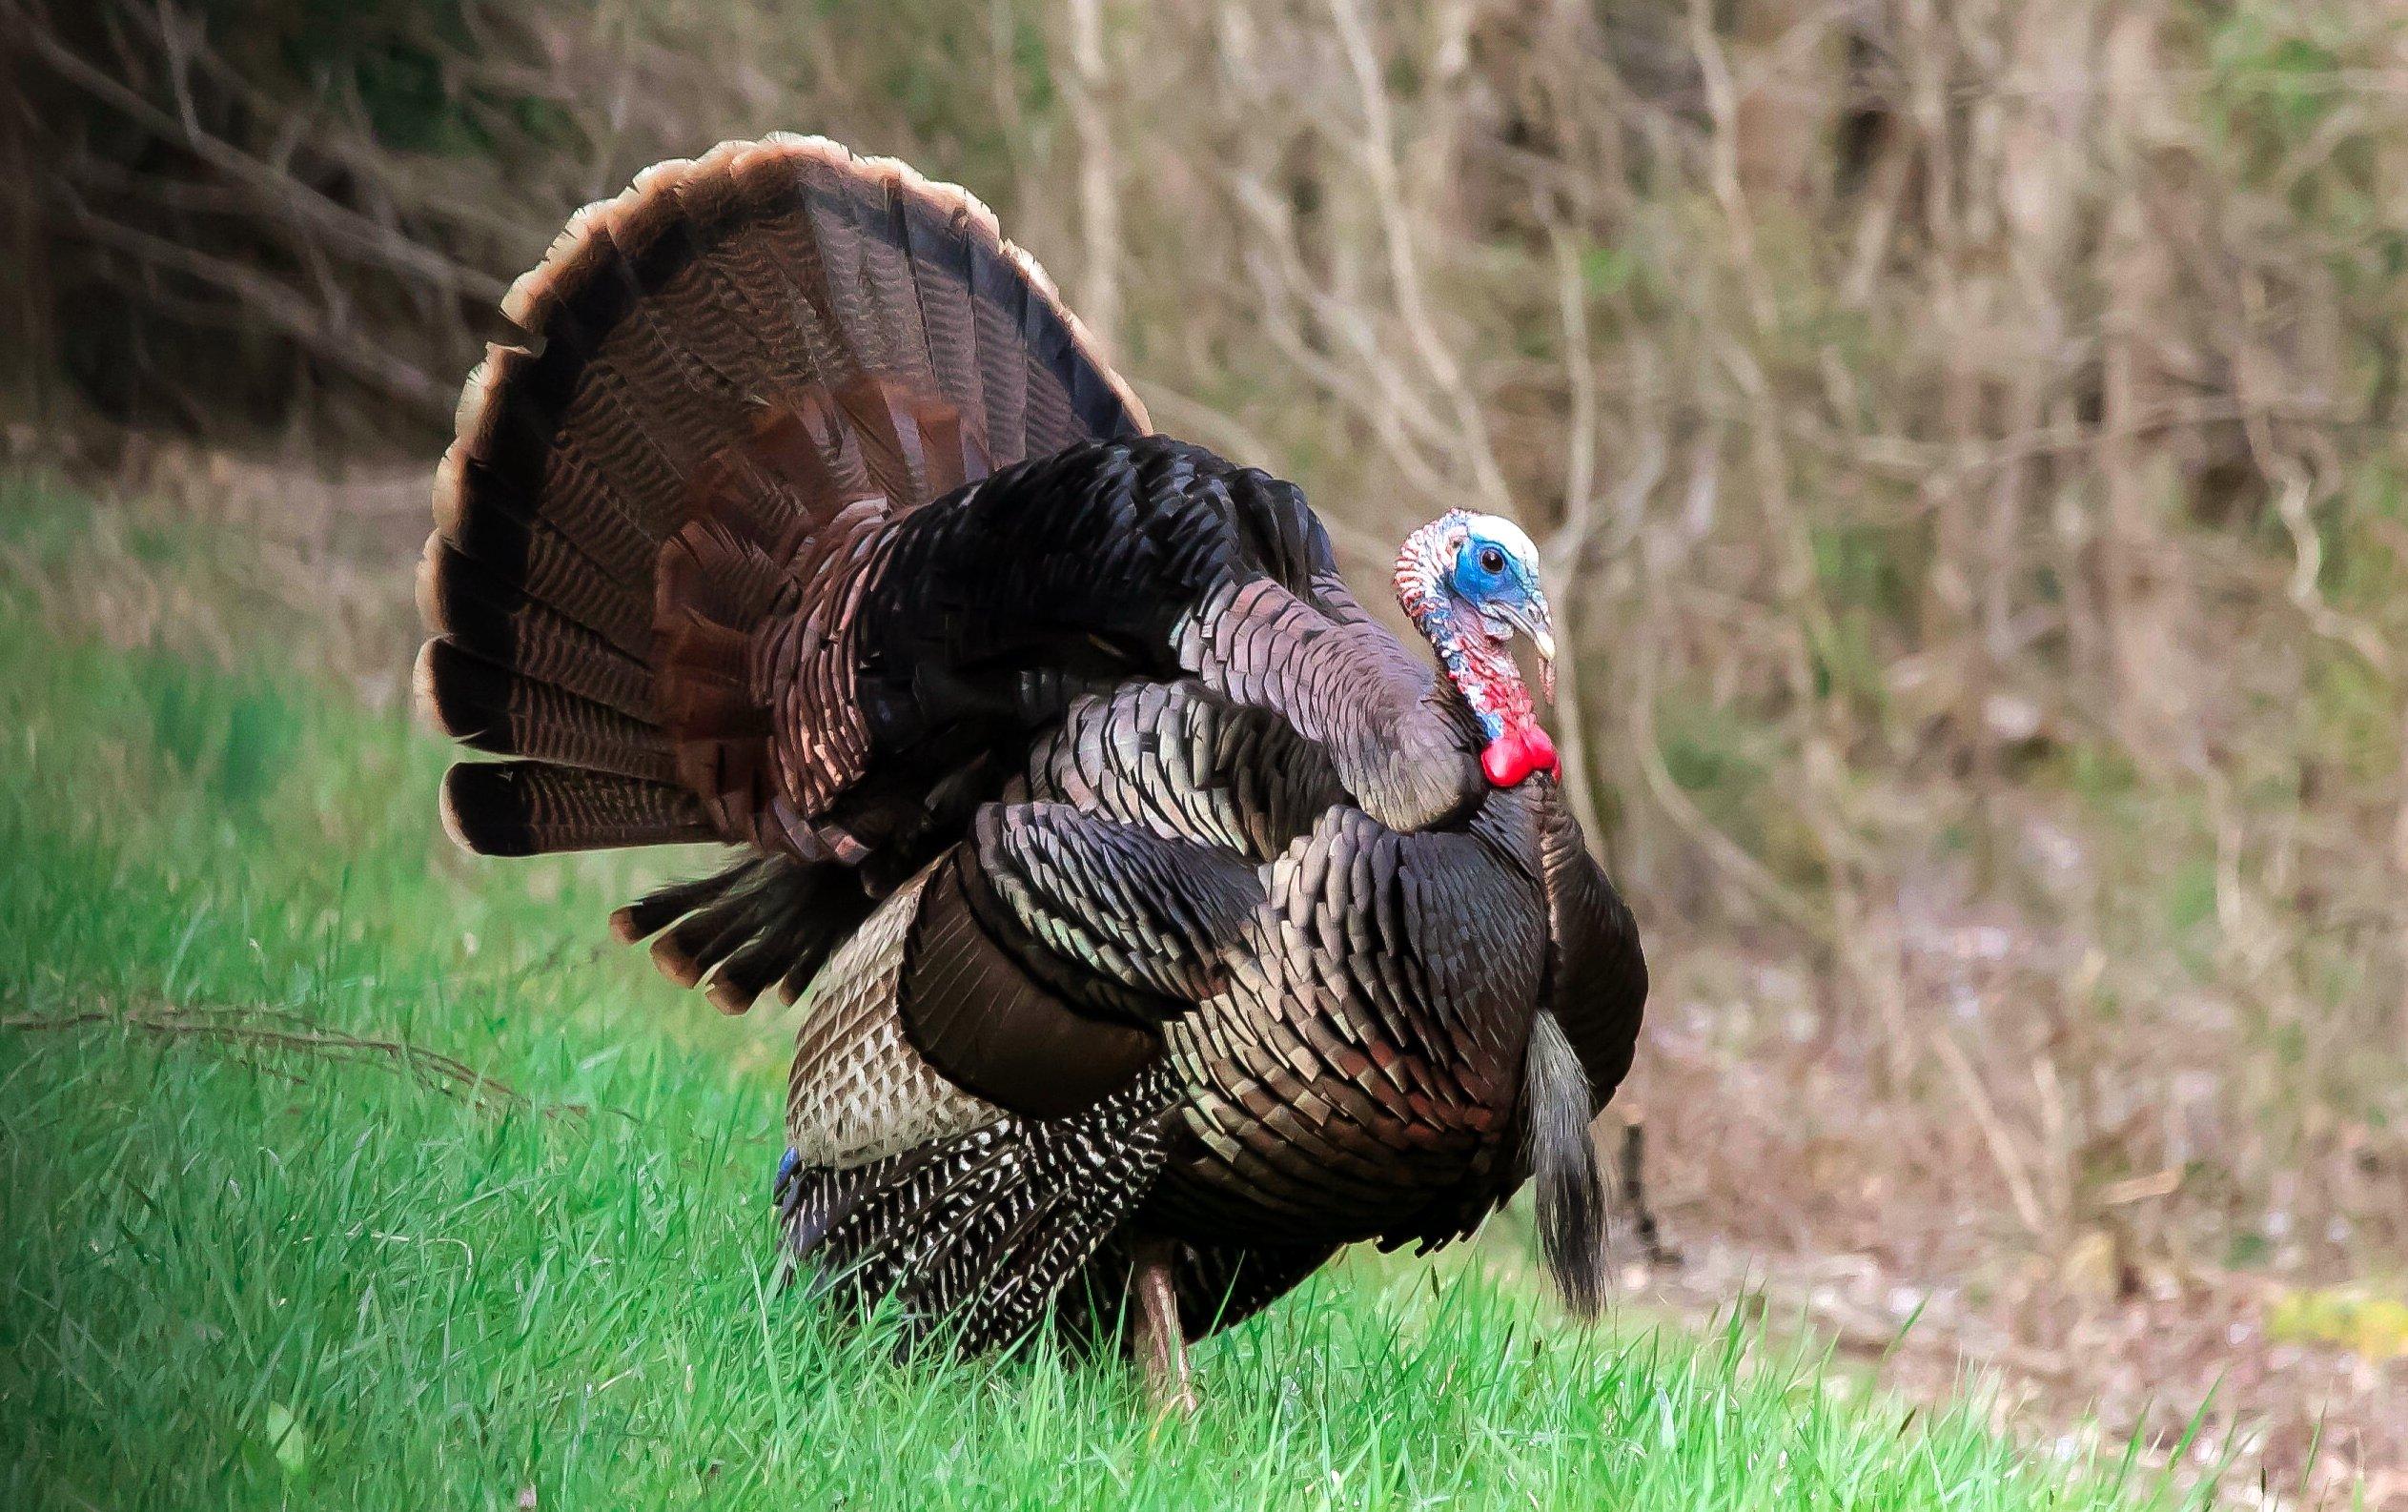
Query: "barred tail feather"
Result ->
[[439, 762, 713, 857]]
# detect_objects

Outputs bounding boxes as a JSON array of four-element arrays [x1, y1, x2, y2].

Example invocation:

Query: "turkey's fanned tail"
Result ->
[[418, 135, 1146, 1006], [419, 135, 1144, 863]]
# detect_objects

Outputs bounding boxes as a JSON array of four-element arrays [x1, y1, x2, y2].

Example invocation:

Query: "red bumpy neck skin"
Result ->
[[1395, 516, 1561, 788]]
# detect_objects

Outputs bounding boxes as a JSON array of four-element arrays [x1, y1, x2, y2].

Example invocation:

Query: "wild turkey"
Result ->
[[418, 136, 1645, 1404]]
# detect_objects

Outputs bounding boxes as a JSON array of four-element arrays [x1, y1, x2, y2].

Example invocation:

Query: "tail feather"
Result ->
[[708, 885, 867, 1011], [646, 872, 792, 991], [613, 856, 877, 1014], [418, 601, 656, 724], [965, 237, 1031, 461], [1524, 1009, 1607, 1318], [800, 158, 934, 401], [439, 348, 673, 596], [418, 531, 655, 666], [439, 762, 713, 856], [417, 638, 678, 784], [607, 868, 747, 943], [901, 206, 984, 438]]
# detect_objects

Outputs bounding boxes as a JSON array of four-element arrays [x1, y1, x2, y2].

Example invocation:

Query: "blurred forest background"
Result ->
[[4, 0, 2405, 1492]]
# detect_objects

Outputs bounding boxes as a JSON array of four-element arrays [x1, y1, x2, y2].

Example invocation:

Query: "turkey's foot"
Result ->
[[1132, 1236, 1198, 1417]]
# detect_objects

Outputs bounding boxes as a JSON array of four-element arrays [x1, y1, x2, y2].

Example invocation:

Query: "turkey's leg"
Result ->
[[1132, 1236, 1198, 1415], [1618, 1120, 1682, 1269]]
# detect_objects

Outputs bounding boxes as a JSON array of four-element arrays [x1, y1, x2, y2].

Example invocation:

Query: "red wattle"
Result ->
[[1480, 725, 1561, 787]]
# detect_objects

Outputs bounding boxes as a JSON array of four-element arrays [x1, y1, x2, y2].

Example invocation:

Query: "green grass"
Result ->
[[0, 492, 2184, 1509]]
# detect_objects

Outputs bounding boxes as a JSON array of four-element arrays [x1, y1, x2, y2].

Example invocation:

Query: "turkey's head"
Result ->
[[1392, 510, 1561, 788]]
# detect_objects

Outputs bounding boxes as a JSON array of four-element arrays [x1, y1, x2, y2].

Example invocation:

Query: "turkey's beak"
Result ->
[[1495, 597, 1558, 705]]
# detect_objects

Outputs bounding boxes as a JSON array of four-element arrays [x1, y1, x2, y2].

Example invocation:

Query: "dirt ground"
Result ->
[[1623, 1039, 2408, 1508], [1620, 1231, 2402, 1507]]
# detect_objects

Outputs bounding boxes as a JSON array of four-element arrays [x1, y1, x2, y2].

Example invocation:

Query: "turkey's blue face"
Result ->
[[1446, 515, 1556, 697]]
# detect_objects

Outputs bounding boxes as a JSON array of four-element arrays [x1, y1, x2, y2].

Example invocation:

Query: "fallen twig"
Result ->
[[2, 998, 629, 1124]]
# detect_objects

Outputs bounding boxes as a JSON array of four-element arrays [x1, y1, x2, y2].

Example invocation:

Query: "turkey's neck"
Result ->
[[1394, 528, 1556, 787]]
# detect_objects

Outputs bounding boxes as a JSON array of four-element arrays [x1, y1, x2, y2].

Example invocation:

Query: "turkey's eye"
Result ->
[[1478, 546, 1506, 574]]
